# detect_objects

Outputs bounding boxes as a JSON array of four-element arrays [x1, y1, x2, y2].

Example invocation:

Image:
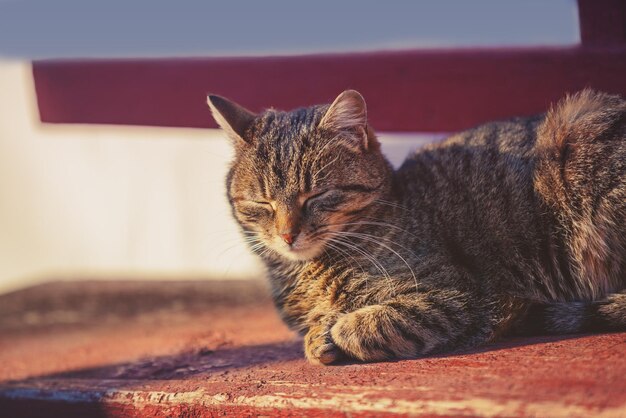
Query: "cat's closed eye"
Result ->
[[237, 201, 274, 219], [304, 190, 346, 212], [304, 190, 332, 206], [252, 200, 273, 209]]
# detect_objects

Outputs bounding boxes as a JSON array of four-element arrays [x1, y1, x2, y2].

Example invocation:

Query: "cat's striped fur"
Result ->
[[208, 89, 626, 364]]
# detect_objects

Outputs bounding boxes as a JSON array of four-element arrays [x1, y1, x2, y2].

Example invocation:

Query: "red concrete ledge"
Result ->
[[32, 46, 626, 133], [1, 281, 625, 417]]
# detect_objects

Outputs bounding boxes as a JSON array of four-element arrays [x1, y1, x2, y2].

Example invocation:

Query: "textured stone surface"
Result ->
[[1, 280, 625, 417]]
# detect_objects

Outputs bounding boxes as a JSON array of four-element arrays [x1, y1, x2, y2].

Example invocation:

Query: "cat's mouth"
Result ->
[[274, 236, 324, 261]]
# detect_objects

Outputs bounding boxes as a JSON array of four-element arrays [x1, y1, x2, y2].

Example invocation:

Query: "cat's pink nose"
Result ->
[[280, 233, 296, 245]]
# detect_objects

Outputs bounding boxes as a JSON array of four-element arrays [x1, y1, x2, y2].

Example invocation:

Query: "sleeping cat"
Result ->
[[208, 89, 626, 364]]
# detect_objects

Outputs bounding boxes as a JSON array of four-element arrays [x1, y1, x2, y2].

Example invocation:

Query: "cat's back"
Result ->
[[396, 114, 543, 215], [392, 116, 548, 294], [394, 90, 626, 300]]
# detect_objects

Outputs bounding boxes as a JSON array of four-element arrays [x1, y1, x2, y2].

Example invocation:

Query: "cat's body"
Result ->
[[209, 90, 626, 364]]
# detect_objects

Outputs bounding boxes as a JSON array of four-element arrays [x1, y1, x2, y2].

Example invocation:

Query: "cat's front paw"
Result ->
[[309, 342, 342, 365], [304, 329, 343, 365], [331, 305, 419, 362]]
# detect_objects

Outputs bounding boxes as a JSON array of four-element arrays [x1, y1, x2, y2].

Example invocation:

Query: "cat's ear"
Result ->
[[319, 90, 369, 150], [207, 94, 256, 147]]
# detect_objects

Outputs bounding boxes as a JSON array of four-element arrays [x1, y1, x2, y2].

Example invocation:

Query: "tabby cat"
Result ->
[[208, 89, 626, 364]]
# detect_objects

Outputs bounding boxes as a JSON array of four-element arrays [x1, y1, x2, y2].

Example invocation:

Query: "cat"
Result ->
[[208, 89, 626, 365]]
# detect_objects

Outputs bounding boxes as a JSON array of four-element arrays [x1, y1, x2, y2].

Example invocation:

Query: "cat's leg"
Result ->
[[329, 290, 492, 362], [303, 308, 343, 365], [305, 323, 343, 365]]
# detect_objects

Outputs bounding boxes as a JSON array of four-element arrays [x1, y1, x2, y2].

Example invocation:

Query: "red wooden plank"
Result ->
[[578, 0, 626, 46], [33, 47, 626, 132]]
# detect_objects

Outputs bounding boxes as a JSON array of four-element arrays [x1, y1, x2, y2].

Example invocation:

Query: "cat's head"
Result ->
[[208, 90, 392, 262]]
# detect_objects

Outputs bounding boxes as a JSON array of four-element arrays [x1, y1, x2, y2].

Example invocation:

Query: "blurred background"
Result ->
[[0, 0, 581, 294]]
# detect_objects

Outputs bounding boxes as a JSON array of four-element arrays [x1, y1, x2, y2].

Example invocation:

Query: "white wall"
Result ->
[[0, 61, 440, 294]]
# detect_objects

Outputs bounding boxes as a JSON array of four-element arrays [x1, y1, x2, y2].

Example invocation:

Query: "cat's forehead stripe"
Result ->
[[250, 108, 324, 196]]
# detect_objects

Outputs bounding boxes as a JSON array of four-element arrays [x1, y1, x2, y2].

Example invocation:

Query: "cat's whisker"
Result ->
[[339, 220, 420, 238], [324, 240, 368, 280], [239, 231, 261, 236], [335, 229, 417, 255], [241, 234, 262, 241], [215, 239, 262, 260], [327, 235, 397, 296], [249, 242, 266, 252], [334, 231, 419, 294], [322, 220, 423, 242], [250, 241, 275, 259], [317, 225, 410, 295], [241, 238, 263, 248], [372, 199, 411, 212], [324, 241, 370, 293], [214, 231, 264, 260]]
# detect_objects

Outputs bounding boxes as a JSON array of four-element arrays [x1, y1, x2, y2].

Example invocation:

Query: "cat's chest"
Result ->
[[269, 263, 338, 330]]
